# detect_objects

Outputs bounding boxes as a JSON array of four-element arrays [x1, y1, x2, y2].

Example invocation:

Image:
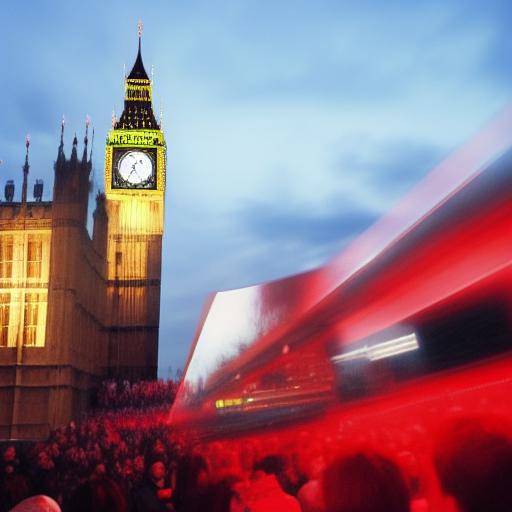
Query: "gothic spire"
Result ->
[[82, 115, 90, 163], [116, 21, 158, 130], [70, 132, 78, 164], [89, 128, 95, 161], [21, 134, 30, 204], [57, 115, 66, 164], [127, 21, 149, 80], [60, 116, 65, 146]]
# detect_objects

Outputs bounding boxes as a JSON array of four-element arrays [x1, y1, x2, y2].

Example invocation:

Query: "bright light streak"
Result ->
[[331, 333, 419, 364], [368, 333, 419, 361]]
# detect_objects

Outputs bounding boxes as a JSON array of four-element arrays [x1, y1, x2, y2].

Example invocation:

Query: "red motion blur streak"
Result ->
[[171, 106, 512, 441]]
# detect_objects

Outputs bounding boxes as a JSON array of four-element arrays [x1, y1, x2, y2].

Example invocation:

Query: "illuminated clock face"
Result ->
[[116, 150, 155, 188]]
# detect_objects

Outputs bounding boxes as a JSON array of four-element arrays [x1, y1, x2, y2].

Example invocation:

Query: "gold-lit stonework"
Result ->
[[104, 33, 166, 380], [0, 29, 166, 440], [0, 230, 50, 348]]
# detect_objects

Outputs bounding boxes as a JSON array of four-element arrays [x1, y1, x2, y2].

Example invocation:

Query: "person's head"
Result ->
[[134, 455, 145, 474], [37, 450, 55, 470], [253, 454, 286, 476], [49, 442, 60, 458], [152, 438, 166, 456], [149, 460, 166, 482], [323, 451, 410, 512], [92, 463, 107, 479], [121, 458, 133, 478], [3, 444, 16, 463], [253, 454, 297, 493], [434, 417, 512, 512]]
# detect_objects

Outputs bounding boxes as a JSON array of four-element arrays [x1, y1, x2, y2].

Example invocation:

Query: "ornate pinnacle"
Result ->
[[22, 134, 30, 204], [70, 132, 78, 163], [83, 115, 91, 163], [59, 115, 65, 150], [89, 128, 95, 161], [56, 115, 66, 165]]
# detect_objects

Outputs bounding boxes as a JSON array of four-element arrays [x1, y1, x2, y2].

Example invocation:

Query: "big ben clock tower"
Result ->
[[104, 23, 166, 379]]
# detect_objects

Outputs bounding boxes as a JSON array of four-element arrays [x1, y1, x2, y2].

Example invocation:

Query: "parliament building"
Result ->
[[0, 32, 166, 439]]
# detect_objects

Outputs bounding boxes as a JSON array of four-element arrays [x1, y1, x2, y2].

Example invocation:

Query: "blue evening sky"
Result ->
[[1, 1, 511, 377]]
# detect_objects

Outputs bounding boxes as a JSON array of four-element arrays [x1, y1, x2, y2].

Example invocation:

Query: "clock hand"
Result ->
[[133, 163, 142, 180], [127, 164, 138, 180], [128, 163, 142, 181]]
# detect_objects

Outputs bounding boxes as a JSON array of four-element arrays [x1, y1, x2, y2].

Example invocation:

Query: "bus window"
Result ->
[[332, 299, 511, 402]]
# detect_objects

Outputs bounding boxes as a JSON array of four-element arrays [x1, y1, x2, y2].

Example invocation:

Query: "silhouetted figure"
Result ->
[[322, 451, 410, 512], [30, 450, 59, 503], [231, 455, 301, 512], [133, 459, 175, 512], [253, 454, 305, 496], [0, 463, 31, 512], [434, 417, 512, 512], [67, 474, 129, 512]]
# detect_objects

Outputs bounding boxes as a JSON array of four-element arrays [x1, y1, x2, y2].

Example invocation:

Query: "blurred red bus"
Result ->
[[171, 112, 512, 440]]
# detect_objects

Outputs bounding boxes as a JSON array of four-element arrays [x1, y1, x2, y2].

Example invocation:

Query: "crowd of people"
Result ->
[[2, 378, 512, 512], [0, 379, 184, 511], [95, 380, 178, 410]]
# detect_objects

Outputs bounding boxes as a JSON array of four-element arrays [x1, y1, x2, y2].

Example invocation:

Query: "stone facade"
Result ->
[[0, 37, 165, 440]]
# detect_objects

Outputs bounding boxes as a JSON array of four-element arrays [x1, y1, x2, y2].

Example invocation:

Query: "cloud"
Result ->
[[333, 137, 448, 201], [242, 200, 376, 246], [2, 0, 511, 375]]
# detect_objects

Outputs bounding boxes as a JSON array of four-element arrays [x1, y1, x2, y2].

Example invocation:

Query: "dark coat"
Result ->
[[133, 478, 174, 512]]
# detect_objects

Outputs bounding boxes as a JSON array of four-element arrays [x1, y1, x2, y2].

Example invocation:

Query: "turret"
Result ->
[[70, 134, 78, 166], [52, 117, 93, 227]]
